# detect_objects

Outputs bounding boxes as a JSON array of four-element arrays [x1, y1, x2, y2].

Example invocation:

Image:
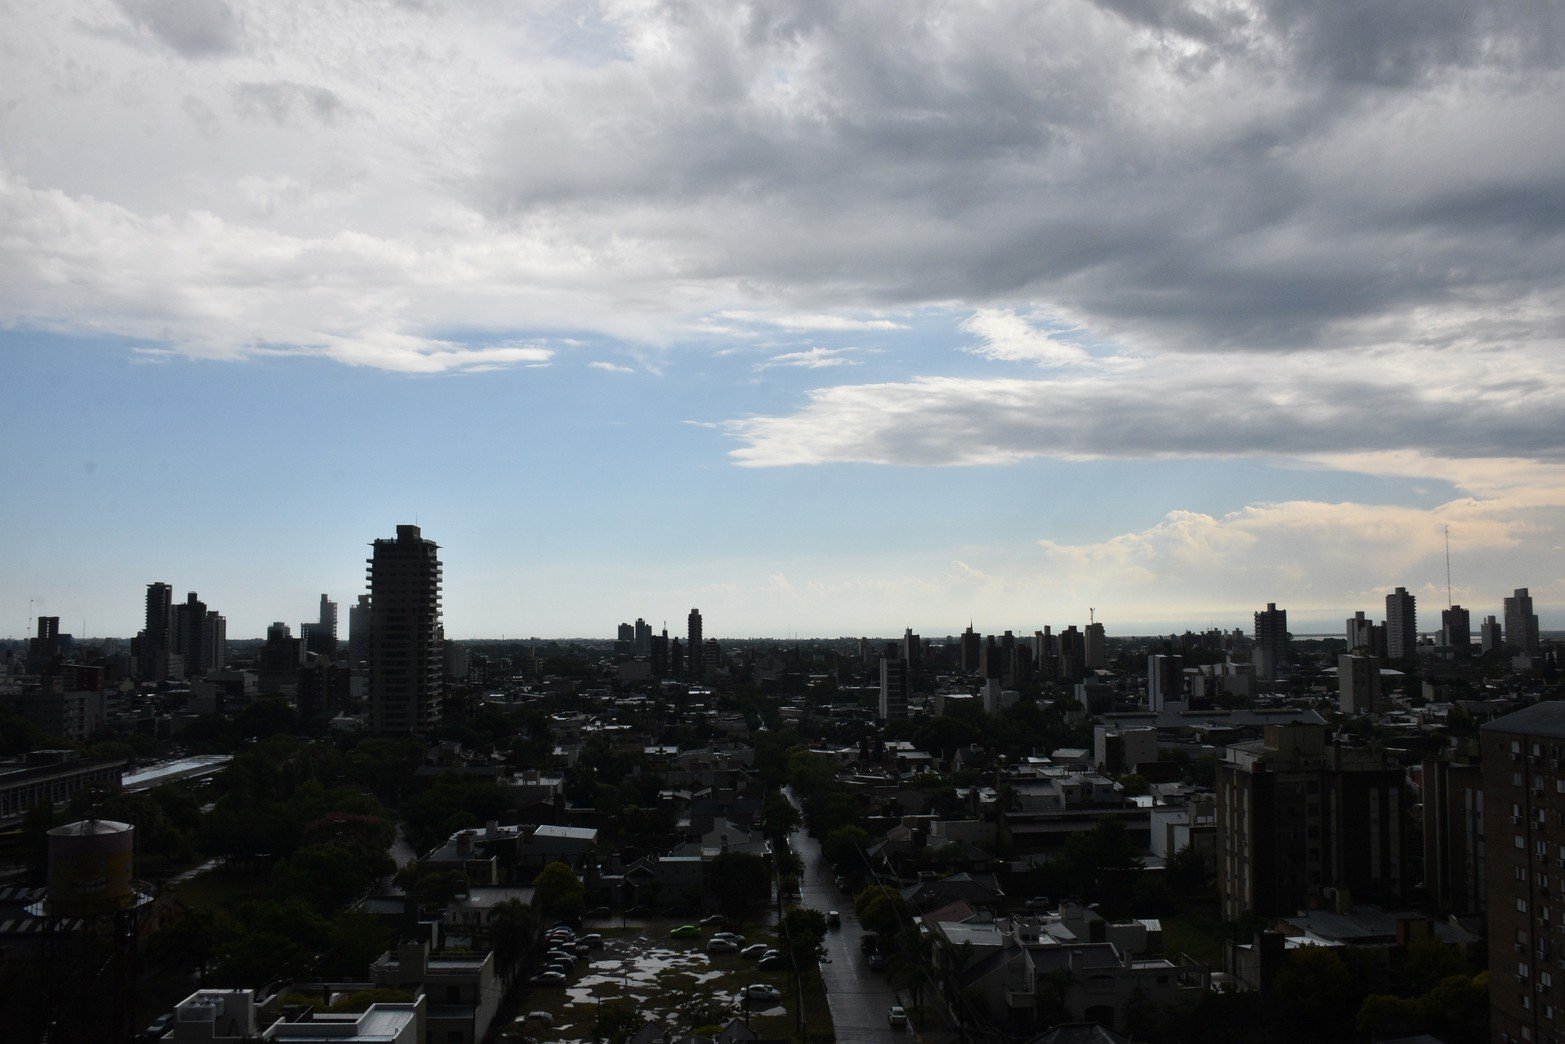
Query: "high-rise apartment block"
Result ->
[[1422, 743, 1484, 917], [879, 653, 909, 721], [1084, 621, 1106, 670], [1337, 654, 1380, 715], [140, 581, 176, 680], [348, 594, 372, 665], [1347, 610, 1387, 657], [687, 609, 703, 678], [1506, 587, 1542, 656], [368, 525, 443, 735], [1482, 615, 1505, 654], [1386, 586, 1417, 660], [1441, 605, 1472, 657], [1147, 654, 1184, 711], [1252, 602, 1290, 680], [1217, 724, 1408, 921], [1481, 703, 1565, 1044]]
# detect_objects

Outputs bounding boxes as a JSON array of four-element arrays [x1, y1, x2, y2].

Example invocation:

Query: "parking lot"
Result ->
[[509, 919, 796, 1042]]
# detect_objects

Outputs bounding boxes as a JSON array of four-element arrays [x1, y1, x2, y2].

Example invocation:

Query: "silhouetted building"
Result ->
[[1386, 586, 1417, 660], [1337, 654, 1380, 715], [1481, 703, 1565, 1042], [1217, 724, 1408, 921], [1085, 621, 1106, 670], [1480, 614, 1504, 654], [960, 624, 981, 674], [368, 524, 443, 735], [687, 608, 703, 678], [1422, 745, 1484, 916], [1505, 587, 1541, 656], [1252, 603, 1289, 680], [1148, 654, 1183, 711], [879, 653, 908, 722], [348, 594, 372, 665], [259, 622, 301, 695], [1440, 604, 1471, 657], [141, 582, 175, 680]]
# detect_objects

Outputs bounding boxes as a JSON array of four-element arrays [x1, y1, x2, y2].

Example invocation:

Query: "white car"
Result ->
[[707, 937, 739, 954], [743, 984, 783, 1004], [888, 1005, 908, 1028]]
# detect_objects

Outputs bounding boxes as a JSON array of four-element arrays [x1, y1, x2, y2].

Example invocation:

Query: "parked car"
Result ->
[[529, 971, 568, 986], [580, 933, 604, 949], [758, 954, 788, 970], [888, 1005, 908, 1028], [144, 1014, 175, 1040], [711, 932, 745, 945], [742, 984, 783, 1004], [707, 938, 739, 954], [671, 924, 701, 939], [700, 914, 725, 926], [826, 910, 841, 927], [522, 1011, 554, 1028], [587, 906, 612, 918], [545, 961, 573, 976], [868, 953, 886, 972], [740, 943, 770, 959]]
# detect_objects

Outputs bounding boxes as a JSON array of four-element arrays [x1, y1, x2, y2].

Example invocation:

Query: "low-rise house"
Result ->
[[371, 941, 499, 1044]]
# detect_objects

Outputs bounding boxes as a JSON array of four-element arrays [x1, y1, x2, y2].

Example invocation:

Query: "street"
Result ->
[[788, 807, 906, 1039]]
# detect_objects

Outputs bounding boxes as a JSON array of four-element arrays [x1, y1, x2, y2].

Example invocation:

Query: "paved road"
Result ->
[[788, 797, 905, 1040]]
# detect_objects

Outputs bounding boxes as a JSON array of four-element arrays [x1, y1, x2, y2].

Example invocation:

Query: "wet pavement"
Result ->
[[788, 795, 906, 1040]]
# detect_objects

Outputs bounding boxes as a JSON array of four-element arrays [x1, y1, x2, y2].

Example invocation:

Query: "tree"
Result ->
[[854, 885, 912, 939], [489, 898, 539, 972], [1273, 946, 1355, 1038], [823, 825, 871, 872], [148, 906, 236, 985], [706, 851, 772, 918], [781, 906, 828, 966], [533, 861, 585, 921]]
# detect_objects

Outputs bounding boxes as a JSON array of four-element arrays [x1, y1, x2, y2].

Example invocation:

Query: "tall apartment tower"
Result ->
[[1480, 703, 1565, 1043], [367, 525, 443, 735], [960, 624, 981, 675], [1217, 724, 1407, 921], [1481, 615, 1504, 654], [1252, 603, 1290, 680], [634, 618, 652, 657], [1440, 605, 1472, 657], [1338, 654, 1380, 715], [1386, 586, 1417, 660], [1084, 621, 1106, 670], [347, 594, 372, 665], [1148, 654, 1184, 711], [142, 581, 175, 679], [879, 652, 909, 722], [1505, 587, 1542, 656], [687, 609, 703, 678]]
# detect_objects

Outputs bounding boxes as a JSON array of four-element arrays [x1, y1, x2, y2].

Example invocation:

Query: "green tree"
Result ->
[[1273, 946, 1355, 1038], [823, 825, 871, 872], [533, 861, 585, 921], [489, 898, 539, 972], [854, 884, 912, 939], [705, 851, 773, 918], [781, 906, 828, 966]]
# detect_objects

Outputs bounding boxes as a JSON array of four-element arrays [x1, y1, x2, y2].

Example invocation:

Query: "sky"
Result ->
[[3, 0, 1564, 640]]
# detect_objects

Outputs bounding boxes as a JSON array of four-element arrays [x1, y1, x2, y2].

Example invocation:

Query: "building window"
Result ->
[[1522, 898, 1532, 913]]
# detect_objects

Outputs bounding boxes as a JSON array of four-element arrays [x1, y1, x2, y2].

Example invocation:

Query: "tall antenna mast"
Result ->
[[1445, 525, 1453, 607], [1089, 607, 1096, 625]]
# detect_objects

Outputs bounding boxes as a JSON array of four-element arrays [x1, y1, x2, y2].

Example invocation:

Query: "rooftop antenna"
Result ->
[[1445, 525, 1453, 608], [1089, 607, 1095, 625]]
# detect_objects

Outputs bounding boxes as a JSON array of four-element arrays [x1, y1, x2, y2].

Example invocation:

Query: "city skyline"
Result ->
[[3, 4, 1564, 638]]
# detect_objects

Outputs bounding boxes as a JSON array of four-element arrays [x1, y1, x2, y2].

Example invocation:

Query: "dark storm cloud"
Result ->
[[469, 1, 1565, 358], [114, 0, 242, 58]]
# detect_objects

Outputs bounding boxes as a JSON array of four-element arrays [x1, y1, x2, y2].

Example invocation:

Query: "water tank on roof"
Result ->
[[46, 819, 135, 916]]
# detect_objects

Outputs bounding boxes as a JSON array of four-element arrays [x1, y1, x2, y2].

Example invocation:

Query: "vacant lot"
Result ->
[[507, 919, 800, 1042]]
